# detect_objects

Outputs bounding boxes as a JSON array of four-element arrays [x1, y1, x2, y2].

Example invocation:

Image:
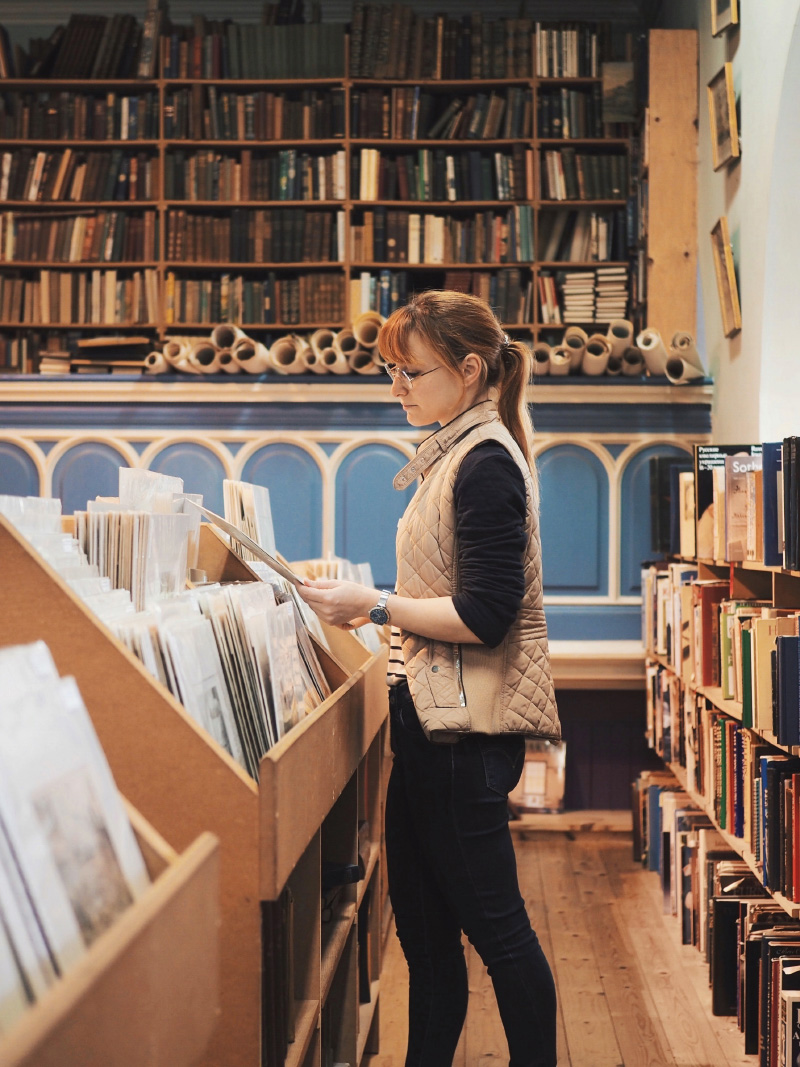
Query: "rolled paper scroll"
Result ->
[[352, 310, 384, 350], [665, 331, 705, 383], [162, 337, 201, 373], [161, 337, 192, 368], [606, 354, 623, 376], [320, 346, 350, 375], [349, 347, 381, 374], [218, 349, 240, 374], [303, 346, 329, 374], [606, 319, 634, 360], [532, 343, 551, 376], [549, 345, 572, 376], [232, 337, 270, 374], [144, 351, 168, 374], [188, 341, 222, 374], [310, 328, 336, 361], [621, 346, 645, 376], [210, 324, 246, 350], [563, 326, 587, 372], [636, 328, 669, 376], [582, 334, 611, 376], [267, 335, 306, 374], [333, 328, 358, 361]]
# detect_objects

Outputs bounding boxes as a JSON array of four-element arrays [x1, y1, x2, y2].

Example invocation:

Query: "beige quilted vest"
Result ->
[[392, 401, 560, 742]]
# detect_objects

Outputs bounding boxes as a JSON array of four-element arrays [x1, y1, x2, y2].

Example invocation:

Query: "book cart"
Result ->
[[0, 514, 390, 1067], [645, 554, 800, 919]]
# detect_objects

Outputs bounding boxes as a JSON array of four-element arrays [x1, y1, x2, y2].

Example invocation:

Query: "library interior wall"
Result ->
[[659, 0, 800, 444]]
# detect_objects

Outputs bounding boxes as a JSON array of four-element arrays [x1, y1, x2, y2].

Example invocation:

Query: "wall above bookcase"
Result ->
[[0, 6, 693, 379]]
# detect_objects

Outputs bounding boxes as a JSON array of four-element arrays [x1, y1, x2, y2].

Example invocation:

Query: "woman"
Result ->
[[298, 290, 560, 1067]]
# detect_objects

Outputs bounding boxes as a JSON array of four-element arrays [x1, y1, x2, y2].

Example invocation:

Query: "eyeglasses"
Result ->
[[383, 364, 441, 388]]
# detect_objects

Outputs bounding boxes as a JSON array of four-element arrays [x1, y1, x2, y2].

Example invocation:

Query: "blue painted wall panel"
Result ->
[[334, 445, 414, 588], [52, 442, 130, 514], [538, 445, 609, 595], [147, 444, 227, 514], [619, 444, 690, 597], [0, 444, 40, 496], [544, 605, 642, 641], [242, 445, 323, 562]]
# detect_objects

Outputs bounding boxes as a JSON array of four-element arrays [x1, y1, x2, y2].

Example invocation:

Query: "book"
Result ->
[[694, 445, 763, 561]]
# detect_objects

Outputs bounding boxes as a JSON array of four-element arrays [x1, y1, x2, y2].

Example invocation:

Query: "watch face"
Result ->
[[369, 606, 389, 626]]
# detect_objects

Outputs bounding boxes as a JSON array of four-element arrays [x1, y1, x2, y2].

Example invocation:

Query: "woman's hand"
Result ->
[[296, 578, 376, 628]]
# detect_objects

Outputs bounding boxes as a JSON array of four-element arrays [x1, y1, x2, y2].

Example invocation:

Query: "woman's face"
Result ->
[[388, 332, 478, 428]]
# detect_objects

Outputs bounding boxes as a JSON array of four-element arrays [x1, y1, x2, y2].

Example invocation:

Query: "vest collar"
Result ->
[[393, 400, 499, 490]]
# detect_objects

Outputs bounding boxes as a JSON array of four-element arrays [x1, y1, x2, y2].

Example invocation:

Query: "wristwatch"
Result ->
[[369, 589, 392, 626]]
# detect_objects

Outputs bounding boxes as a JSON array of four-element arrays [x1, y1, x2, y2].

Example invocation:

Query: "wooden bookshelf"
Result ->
[[644, 551, 800, 923], [0, 513, 389, 1067], [0, 804, 220, 1067], [0, 17, 695, 373]]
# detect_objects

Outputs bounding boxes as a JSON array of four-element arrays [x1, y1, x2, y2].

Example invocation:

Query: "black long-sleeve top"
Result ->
[[450, 441, 527, 648]]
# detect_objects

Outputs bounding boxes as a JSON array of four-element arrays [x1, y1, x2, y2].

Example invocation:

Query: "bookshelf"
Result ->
[[0, 810, 220, 1067], [643, 554, 800, 920], [0, 18, 701, 373], [0, 512, 390, 1067]]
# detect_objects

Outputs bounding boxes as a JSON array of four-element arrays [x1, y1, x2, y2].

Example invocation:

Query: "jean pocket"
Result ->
[[478, 735, 525, 797]]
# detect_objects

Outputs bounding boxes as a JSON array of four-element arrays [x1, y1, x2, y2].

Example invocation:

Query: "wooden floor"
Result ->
[[365, 817, 756, 1067]]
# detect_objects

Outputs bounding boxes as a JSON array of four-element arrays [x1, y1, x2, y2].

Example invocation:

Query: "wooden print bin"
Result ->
[[0, 514, 389, 1067], [0, 807, 220, 1067]]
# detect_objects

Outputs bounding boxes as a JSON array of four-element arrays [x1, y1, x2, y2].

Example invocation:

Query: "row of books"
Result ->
[[537, 85, 605, 140], [538, 208, 628, 262], [350, 87, 533, 142], [165, 208, 344, 266], [1, 148, 158, 206], [0, 637, 151, 1035], [1, 15, 616, 84], [163, 87, 346, 143], [350, 6, 534, 80], [534, 22, 603, 78], [354, 146, 529, 203], [0, 210, 158, 265], [8, 13, 146, 80], [350, 205, 533, 265], [164, 271, 345, 328], [0, 91, 159, 142], [649, 442, 796, 567], [159, 20, 346, 81], [541, 148, 628, 201], [645, 662, 800, 905], [634, 770, 800, 1064], [350, 267, 529, 324], [642, 564, 800, 742], [0, 268, 158, 326], [538, 266, 629, 325], [164, 149, 346, 204]]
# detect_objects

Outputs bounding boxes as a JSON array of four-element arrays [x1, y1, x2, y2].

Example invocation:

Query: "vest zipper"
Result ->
[[453, 643, 466, 707]]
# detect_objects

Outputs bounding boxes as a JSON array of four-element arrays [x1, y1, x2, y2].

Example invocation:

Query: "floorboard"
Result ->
[[365, 823, 758, 1067]]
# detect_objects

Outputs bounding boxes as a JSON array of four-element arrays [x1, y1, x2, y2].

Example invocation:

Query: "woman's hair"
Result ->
[[378, 290, 536, 471]]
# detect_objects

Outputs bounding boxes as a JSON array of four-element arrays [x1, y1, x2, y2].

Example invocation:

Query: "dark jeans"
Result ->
[[385, 680, 558, 1067]]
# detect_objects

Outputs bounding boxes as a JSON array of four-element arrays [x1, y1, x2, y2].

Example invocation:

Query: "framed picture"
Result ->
[[711, 0, 738, 36], [601, 61, 636, 124], [710, 217, 741, 336], [707, 63, 740, 170]]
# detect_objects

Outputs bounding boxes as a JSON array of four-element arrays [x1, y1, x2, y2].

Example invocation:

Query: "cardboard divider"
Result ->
[[0, 811, 220, 1067]]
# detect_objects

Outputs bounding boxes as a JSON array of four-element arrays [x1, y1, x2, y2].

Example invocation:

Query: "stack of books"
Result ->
[[595, 265, 628, 321], [560, 269, 595, 323]]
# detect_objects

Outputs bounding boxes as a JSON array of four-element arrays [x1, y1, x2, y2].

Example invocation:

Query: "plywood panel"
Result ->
[[647, 29, 699, 344]]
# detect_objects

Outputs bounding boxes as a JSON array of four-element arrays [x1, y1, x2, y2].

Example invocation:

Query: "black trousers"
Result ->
[[385, 680, 558, 1067]]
